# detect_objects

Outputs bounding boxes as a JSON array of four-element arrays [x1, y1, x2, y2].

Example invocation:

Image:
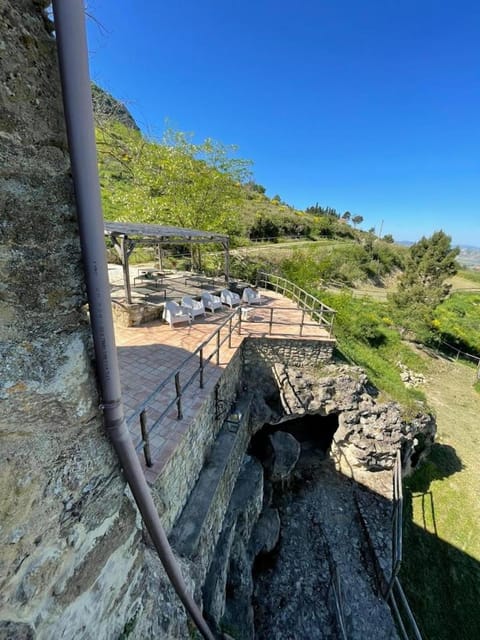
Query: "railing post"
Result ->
[[228, 316, 232, 348], [300, 309, 305, 336], [140, 409, 152, 467], [216, 328, 220, 365], [269, 307, 273, 334], [238, 308, 242, 334], [174, 372, 182, 419], [199, 347, 204, 389]]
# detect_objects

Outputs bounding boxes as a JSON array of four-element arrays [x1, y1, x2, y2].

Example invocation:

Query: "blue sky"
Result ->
[[86, 0, 480, 247]]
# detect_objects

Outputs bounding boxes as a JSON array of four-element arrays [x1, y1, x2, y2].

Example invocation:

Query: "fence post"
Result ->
[[216, 328, 220, 365], [140, 409, 152, 467], [174, 372, 183, 419], [300, 309, 305, 336], [228, 316, 232, 348], [269, 307, 273, 334], [199, 347, 204, 389]]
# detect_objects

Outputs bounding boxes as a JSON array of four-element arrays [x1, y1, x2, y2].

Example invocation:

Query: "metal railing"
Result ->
[[330, 561, 348, 640], [129, 309, 241, 465], [129, 275, 335, 466], [389, 577, 423, 640], [317, 522, 348, 640], [387, 449, 403, 597], [386, 449, 423, 640], [257, 272, 336, 337], [237, 304, 333, 338]]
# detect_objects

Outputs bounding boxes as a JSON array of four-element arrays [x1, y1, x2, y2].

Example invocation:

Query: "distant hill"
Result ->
[[91, 84, 139, 131], [458, 246, 480, 269]]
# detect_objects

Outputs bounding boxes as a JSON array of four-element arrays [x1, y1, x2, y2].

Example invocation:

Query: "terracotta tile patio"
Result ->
[[114, 282, 334, 483]]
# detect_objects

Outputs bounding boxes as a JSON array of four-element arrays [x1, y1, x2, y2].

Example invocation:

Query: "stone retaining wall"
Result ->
[[112, 301, 163, 327], [243, 337, 335, 369], [152, 348, 244, 533]]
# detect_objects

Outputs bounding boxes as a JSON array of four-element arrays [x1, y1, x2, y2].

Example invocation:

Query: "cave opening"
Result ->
[[249, 412, 340, 463]]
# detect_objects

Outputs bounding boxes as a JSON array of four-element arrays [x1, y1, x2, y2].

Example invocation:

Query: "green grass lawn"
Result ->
[[400, 356, 480, 640]]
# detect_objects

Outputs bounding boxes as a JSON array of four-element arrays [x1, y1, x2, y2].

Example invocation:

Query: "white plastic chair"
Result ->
[[242, 287, 263, 304], [201, 291, 222, 313], [220, 289, 241, 308], [181, 296, 206, 319], [163, 301, 192, 327]]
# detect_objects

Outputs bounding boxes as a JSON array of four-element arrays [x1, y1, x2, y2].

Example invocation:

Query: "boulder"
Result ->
[[268, 431, 301, 482]]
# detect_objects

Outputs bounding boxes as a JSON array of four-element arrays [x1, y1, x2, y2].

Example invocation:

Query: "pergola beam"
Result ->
[[105, 221, 230, 301]]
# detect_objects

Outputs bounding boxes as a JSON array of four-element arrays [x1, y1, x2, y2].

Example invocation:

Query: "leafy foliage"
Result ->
[[433, 292, 480, 356], [316, 290, 427, 410], [280, 239, 403, 288], [389, 231, 459, 340], [351, 214, 364, 227], [97, 123, 251, 235], [305, 203, 339, 217]]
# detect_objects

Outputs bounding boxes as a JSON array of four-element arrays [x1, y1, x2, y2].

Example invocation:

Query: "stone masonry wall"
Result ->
[[0, 4, 170, 638], [152, 348, 243, 533], [243, 337, 335, 370]]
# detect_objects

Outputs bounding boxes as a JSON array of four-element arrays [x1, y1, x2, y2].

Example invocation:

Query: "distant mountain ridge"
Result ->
[[458, 246, 480, 268]]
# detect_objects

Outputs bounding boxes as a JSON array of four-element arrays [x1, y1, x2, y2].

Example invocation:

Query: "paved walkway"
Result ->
[[114, 286, 334, 483]]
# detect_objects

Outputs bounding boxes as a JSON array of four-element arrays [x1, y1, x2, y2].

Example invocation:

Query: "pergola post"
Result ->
[[156, 243, 164, 271], [223, 239, 230, 284], [120, 235, 133, 303]]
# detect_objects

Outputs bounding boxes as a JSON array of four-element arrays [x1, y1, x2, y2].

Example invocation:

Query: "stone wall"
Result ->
[[0, 3, 178, 638], [152, 348, 244, 533], [243, 337, 335, 370], [112, 300, 163, 327]]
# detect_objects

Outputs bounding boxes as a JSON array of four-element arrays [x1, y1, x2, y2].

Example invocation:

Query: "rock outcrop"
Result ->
[[91, 83, 139, 130], [270, 363, 436, 482], [0, 3, 188, 637]]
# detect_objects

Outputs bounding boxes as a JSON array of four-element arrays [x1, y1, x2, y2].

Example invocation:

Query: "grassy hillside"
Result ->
[[95, 117, 368, 248], [433, 292, 480, 357], [401, 355, 480, 640]]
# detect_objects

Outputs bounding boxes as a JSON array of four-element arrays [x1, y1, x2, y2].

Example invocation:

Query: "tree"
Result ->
[[383, 234, 395, 243], [96, 124, 252, 236], [352, 215, 364, 228], [305, 204, 339, 218], [246, 181, 266, 195], [389, 230, 459, 339], [342, 211, 351, 222]]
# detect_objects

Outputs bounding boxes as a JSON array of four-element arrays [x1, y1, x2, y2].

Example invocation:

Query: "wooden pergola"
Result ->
[[104, 221, 230, 304]]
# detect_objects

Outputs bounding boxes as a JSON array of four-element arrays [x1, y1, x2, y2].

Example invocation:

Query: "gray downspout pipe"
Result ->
[[51, 2, 216, 639]]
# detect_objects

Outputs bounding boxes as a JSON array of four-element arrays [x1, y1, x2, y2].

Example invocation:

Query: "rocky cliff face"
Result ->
[[0, 3, 186, 638], [271, 363, 436, 482], [91, 83, 139, 131]]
